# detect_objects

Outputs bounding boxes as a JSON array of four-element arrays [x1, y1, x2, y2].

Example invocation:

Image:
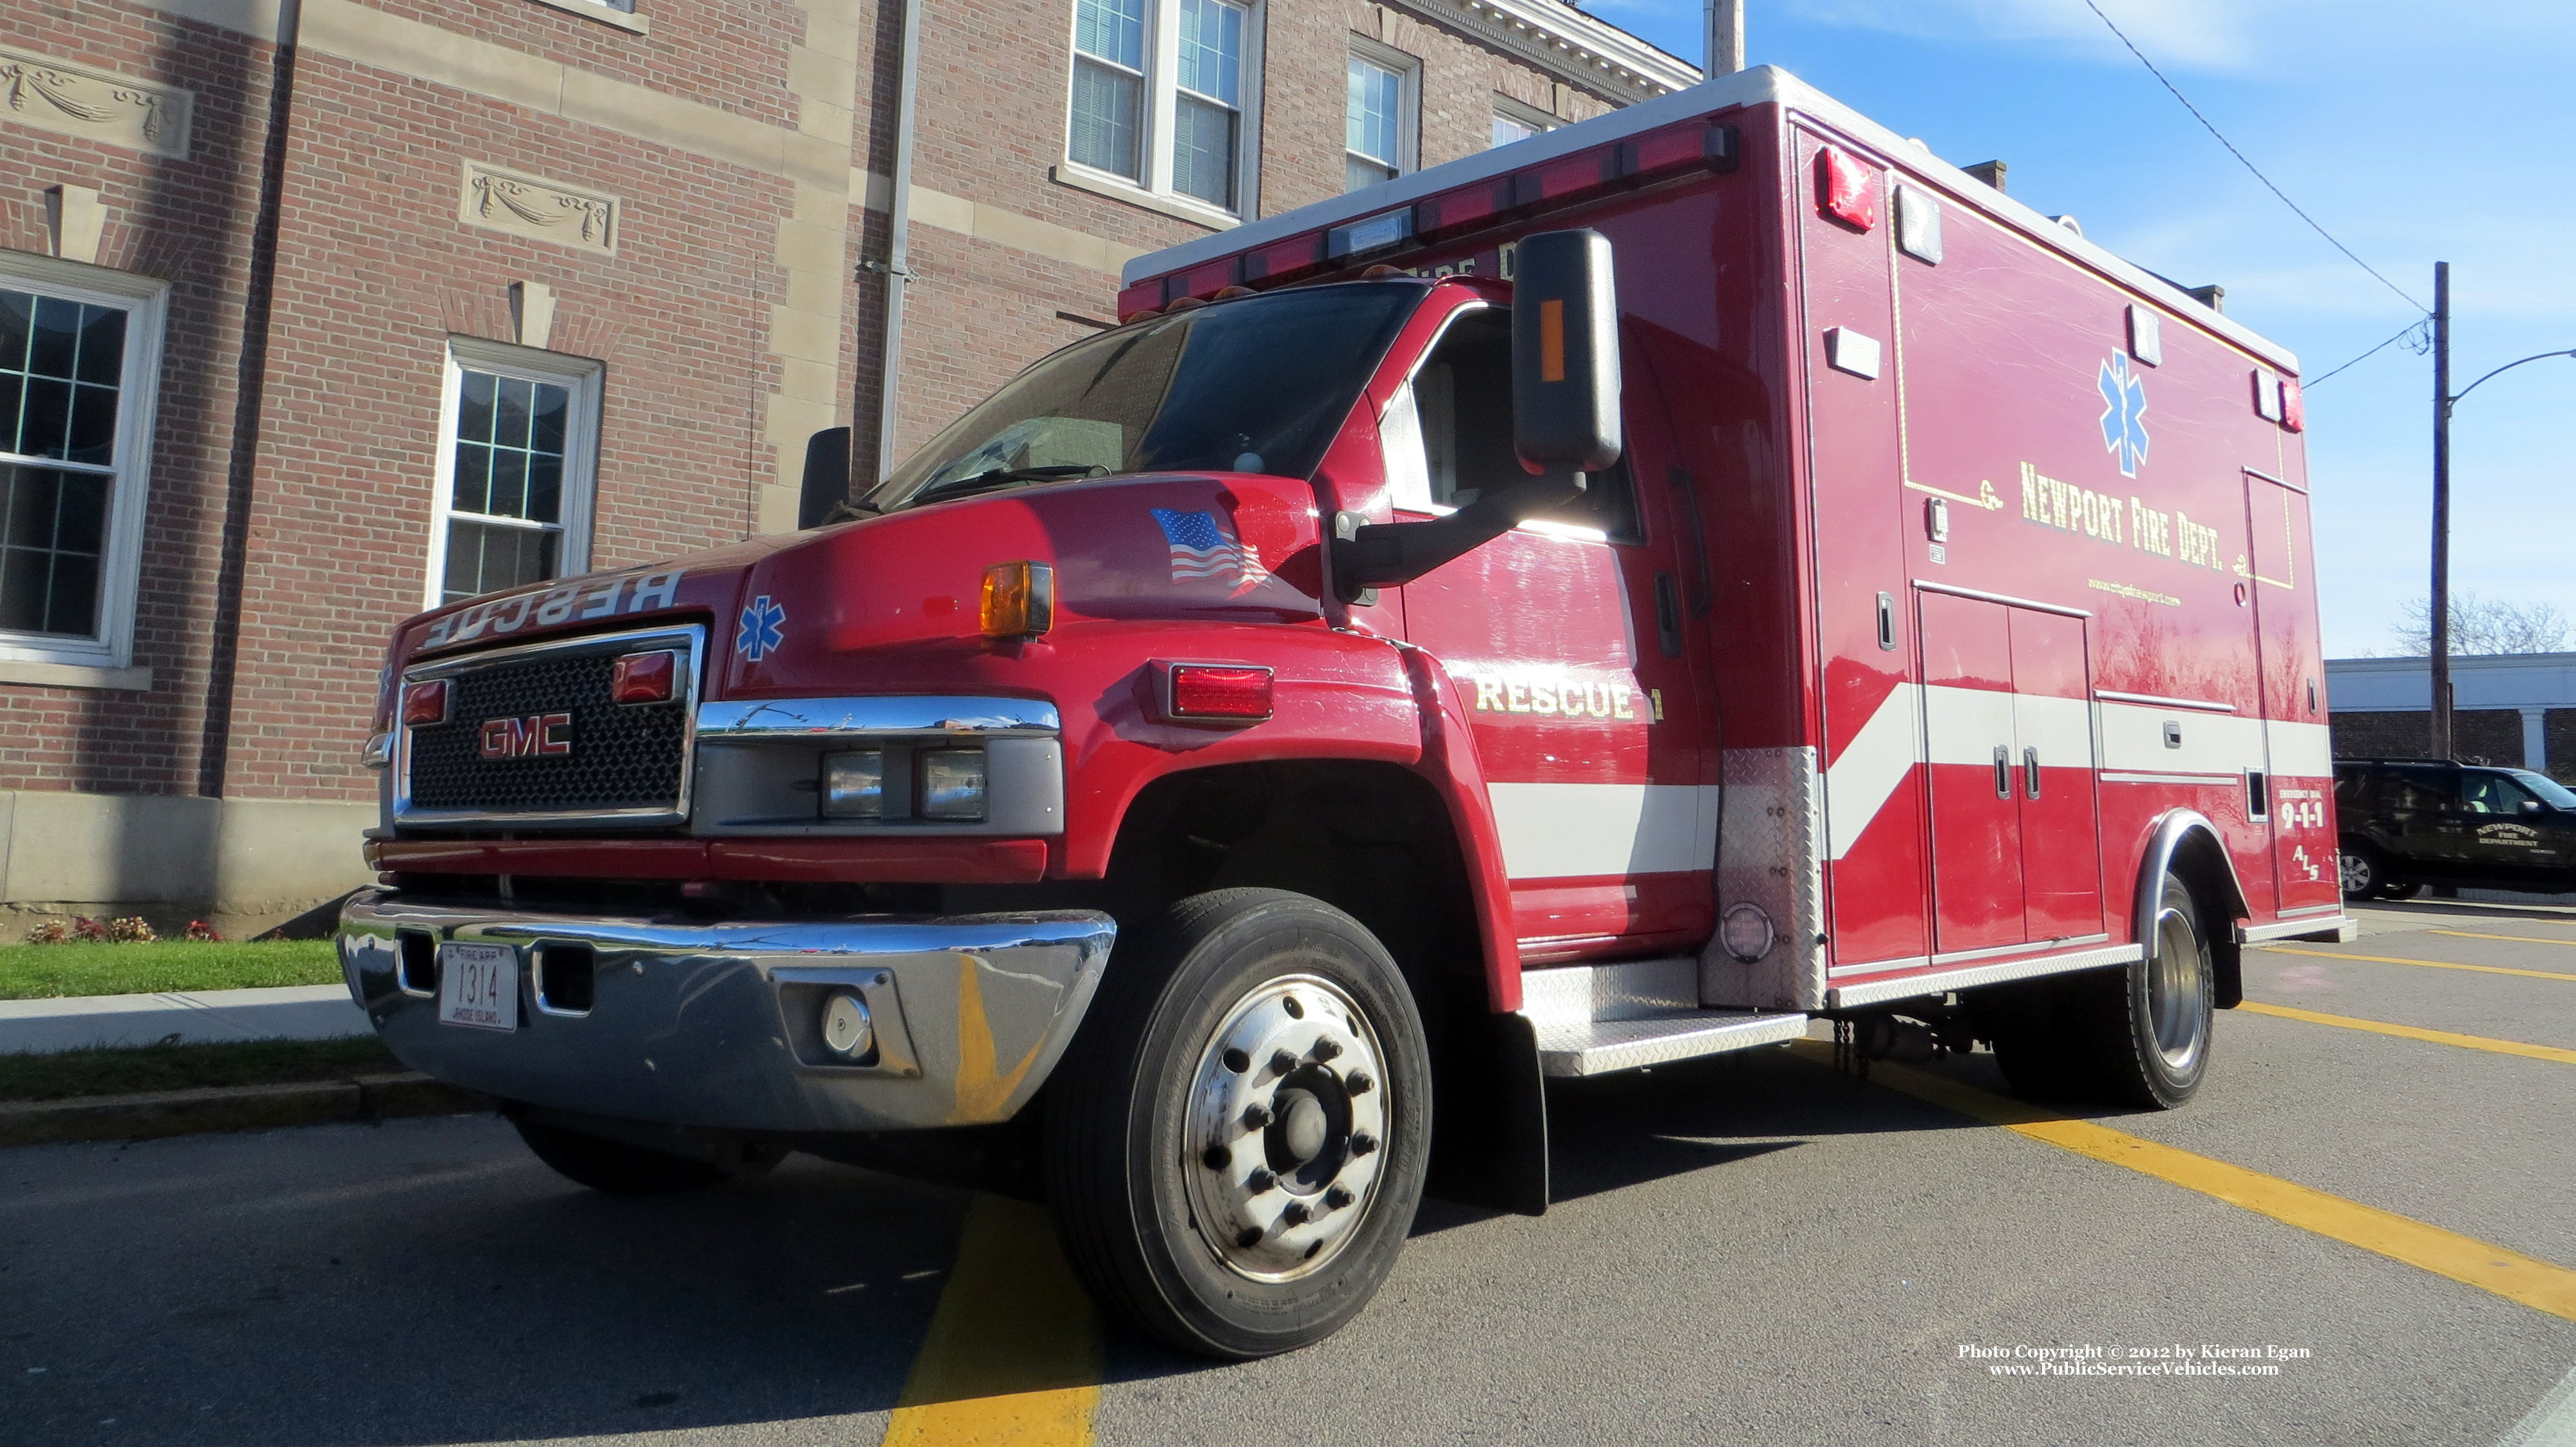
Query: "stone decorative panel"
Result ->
[[0, 45, 194, 159], [457, 161, 620, 254]]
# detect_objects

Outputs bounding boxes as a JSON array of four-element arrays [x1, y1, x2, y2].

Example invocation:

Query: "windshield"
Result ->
[[2513, 771, 2576, 809], [869, 281, 1428, 509]]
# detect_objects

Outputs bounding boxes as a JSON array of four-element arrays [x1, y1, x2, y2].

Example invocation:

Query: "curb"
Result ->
[[0, 1072, 495, 1148]]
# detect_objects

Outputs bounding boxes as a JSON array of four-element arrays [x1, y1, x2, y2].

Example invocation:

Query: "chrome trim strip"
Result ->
[[1911, 579, 2091, 618], [1827, 954, 1930, 979], [2101, 771, 2235, 786], [1826, 943, 2143, 1008], [393, 624, 706, 829], [1927, 932, 2111, 966], [2275, 902, 2345, 918], [2238, 915, 2355, 943], [696, 695, 1061, 737], [2095, 689, 2238, 714]]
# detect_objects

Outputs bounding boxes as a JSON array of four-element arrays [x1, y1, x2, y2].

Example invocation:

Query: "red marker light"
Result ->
[[1817, 146, 1877, 231], [611, 649, 679, 704], [2279, 379, 2305, 433], [401, 679, 449, 726], [1166, 663, 1274, 723]]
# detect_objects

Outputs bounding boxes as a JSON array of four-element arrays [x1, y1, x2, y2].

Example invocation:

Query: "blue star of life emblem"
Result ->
[[2098, 352, 2150, 478], [737, 594, 786, 662]]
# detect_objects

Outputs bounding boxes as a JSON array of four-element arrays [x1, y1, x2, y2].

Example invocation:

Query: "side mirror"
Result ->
[[1329, 231, 1624, 601], [2524, 799, 2545, 815], [1511, 228, 1623, 475], [797, 426, 853, 529]]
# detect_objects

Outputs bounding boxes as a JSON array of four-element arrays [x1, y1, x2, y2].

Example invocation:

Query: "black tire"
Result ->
[[1044, 888, 1432, 1359], [2339, 844, 2385, 900], [2074, 874, 2214, 1110], [511, 1117, 733, 1195], [2376, 880, 2423, 901]]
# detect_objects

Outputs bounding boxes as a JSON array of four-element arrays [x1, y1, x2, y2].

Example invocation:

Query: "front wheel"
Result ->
[[2340, 845, 2387, 900], [1044, 889, 1431, 1359]]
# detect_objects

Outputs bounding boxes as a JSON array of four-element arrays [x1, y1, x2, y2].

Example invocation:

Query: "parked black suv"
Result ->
[[2335, 759, 2576, 899]]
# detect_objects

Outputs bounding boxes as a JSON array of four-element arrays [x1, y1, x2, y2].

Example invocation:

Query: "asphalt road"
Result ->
[[6, 898, 2573, 1446]]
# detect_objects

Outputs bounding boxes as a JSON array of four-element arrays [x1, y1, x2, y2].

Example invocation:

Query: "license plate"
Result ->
[[437, 942, 519, 1032]]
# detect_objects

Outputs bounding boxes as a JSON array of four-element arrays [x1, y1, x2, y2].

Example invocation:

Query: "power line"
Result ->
[[2076, 0, 2428, 317], [2307, 318, 2432, 388]]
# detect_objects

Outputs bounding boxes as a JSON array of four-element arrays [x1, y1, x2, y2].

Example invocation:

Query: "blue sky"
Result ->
[[1589, 0, 2576, 657]]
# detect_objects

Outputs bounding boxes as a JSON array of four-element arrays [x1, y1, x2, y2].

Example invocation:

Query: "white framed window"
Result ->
[[0, 255, 167, 671], [1490, 95, 1559, 149], [1345, 39, 1417, 192], [1067, 0, 1262, 220], [425, 338, 601, 609]]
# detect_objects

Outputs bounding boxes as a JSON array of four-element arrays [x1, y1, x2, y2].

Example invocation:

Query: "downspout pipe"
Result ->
[[874, 0, 924, 482]]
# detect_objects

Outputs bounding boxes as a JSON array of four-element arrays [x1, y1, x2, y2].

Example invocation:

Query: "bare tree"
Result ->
[[2387, 592, 2573, 656]]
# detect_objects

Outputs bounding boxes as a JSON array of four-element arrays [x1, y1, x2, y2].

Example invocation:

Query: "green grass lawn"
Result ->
[[0, 940, 342, 1000], [0, 1036, 404, 1102]]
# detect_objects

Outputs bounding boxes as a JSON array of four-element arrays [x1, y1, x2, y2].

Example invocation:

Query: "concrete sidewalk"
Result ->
[[0, 985, 370, 1054]]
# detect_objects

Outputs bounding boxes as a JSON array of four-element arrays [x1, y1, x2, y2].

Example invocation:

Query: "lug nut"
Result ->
[[1202, 1144, 1231, 1170], [1345, 1070, 1374, 1095], [1311, 1038, 1342, 1061], [1223, 1046, 1251, 1073], [1349, 1131, 1378, 1157], [1245, 1167, 1276, 1192], [1281, 996, 1305, 1019], [1282, 1202, 1310, 1226], [1269, 1048, 1298, 1077], [1242, 1101, 1272, 1130], [1236, 1226, 1264, 1249], [1325, 1185, 1355, 1210]]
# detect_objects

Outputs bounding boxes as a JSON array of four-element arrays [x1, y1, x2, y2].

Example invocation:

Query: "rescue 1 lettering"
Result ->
[[1455, 668, 1638, 721], [2017, 462, 2224, 572], [422, 569, 685, 648]]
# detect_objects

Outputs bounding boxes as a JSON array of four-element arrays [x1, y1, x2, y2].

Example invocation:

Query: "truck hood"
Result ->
[[386, 471, 1325, 698]]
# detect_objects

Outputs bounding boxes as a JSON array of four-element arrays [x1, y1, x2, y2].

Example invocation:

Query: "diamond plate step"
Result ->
[[1530, 1009, 1812, 1077]]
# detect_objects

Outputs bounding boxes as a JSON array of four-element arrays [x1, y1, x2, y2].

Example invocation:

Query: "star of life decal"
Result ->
[[737, 594, 786, 662], [2098, 352, 2150, 478]]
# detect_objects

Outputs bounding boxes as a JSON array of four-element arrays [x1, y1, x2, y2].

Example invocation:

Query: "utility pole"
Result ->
[[1705, 0, 1744, 76], [2429, 261, 2452, 759]]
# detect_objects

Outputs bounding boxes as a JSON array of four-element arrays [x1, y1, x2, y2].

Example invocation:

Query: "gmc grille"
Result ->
[[399, 629, 697, 823]]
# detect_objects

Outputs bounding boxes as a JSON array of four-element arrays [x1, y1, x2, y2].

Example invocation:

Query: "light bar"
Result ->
[[1326, 209, 1415, 262]]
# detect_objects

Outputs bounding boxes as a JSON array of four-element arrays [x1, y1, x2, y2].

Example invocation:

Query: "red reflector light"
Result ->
[[400, 679, 449, 726], [611, 650, 679, 704], [1166, 663, 1274, 723], [1818, 146, 1877, 231]]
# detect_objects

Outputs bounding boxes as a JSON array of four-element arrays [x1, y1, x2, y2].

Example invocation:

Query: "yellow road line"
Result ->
[[2257, 945, 2576, 983], [2236, 1001, 2576, 1065], [881, 1195, 1101, 1447], [1787, 1041, 2576, 1323], [2433, 929, 2576, 952]]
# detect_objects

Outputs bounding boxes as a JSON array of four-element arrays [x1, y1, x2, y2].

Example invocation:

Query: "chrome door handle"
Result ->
[[2024, 746, 2041, 799], [1993, 744, 2011, 799]]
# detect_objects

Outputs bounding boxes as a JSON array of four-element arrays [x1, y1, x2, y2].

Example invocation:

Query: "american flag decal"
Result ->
[[1152, 507, 1267, 589]]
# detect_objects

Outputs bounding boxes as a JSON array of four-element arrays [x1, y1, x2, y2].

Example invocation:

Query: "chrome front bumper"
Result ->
[[336, 888, 1115, 1135]]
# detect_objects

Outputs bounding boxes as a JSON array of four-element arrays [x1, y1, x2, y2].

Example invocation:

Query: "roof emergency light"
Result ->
[[1817, 146, 1877, 231], [1327, 208, 1414, 263]]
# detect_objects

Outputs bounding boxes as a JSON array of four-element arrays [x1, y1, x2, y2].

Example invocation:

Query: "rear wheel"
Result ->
[[2080, 875, 2214, 1109], [511, 1117, 734, 1195], [2339, 845, 2387, 900], [1045, 888, 1431, 1359]]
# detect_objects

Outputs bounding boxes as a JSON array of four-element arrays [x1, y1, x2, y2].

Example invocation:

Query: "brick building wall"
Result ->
[[1, 0, 1690, 931]]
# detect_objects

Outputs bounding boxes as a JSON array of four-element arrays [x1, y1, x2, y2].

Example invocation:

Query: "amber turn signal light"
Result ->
[[981, 561, 1055, 639], [400, 679, 449, 726]]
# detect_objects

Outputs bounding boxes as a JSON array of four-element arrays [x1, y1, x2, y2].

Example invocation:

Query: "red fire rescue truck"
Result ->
[[340, 66, 2351, 1357]]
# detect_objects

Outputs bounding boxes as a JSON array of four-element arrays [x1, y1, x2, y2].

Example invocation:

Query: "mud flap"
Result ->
[[1425, 1010, 1549, 1216]]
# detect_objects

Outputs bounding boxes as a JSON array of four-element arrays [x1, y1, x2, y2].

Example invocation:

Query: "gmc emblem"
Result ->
[[478, 712, 573, 760]]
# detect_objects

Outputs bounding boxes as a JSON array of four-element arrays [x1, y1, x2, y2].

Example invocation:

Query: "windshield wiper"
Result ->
[[906, 463, 1106, 506]]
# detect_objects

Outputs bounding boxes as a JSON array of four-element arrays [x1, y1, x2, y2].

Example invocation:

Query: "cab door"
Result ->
[[1389, 303, 1717, 962]]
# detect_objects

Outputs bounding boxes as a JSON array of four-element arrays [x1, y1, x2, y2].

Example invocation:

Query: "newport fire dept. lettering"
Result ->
[[2017, 461, 2226, 573]]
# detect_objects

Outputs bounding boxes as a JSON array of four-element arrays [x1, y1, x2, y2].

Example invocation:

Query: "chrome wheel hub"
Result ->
[[1182, 974, 1388, 1283], [2148, 905, 2209, 1070], [2338, 851, 2370, 894]]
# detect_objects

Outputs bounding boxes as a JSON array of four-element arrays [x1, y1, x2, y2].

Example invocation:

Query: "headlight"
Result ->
[[918, 748, 988, 820], [820, 750, 886, 818]]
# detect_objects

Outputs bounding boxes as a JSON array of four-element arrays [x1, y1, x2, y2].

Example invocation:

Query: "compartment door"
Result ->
[[2009, 608, 2105, 940], [1919, 592, 2024, 951], [2244, 472, 2338, 911]]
